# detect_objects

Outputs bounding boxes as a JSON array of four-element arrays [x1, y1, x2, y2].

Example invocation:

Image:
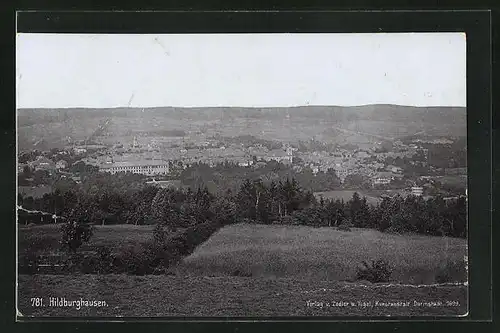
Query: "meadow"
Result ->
[[314, 190, 381, 206], [18, 224, 156, 255], [18, 185, 53, 199], [178, 224, 467, 284], [17, 223, 468, 317]]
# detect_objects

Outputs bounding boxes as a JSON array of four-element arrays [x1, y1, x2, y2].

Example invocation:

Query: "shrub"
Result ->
[[19, 234, 55, 253], [18, 234, 54, 274], [60, 221, 95, 253], [91, 246, 114, 274], [435, 259, 467, 283], [19, 250, 40, 274], [355, 259, 392, 283], [79, 254, 99, 274], [276, 215, 300, 225], [114, 243, 159, 275], [231, 269, 252, 277]]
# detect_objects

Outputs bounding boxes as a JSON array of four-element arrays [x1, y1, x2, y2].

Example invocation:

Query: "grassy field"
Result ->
[[314, 190, 381, 206], [178, 224, 467, 284], [18, 224, 156, 254], [17, 274, 467, 317], [17, 223, 468, 317], [436, 175, 467, 188], [18, 185, 53, 199]]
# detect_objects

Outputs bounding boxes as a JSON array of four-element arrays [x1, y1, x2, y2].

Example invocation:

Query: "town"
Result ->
[[18, 130, 467, 206]]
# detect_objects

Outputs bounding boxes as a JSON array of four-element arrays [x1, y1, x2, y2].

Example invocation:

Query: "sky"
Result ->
[[16, 33, 466, 108]]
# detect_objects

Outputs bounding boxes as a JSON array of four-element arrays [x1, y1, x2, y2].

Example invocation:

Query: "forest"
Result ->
[[18, 175, 466, 239]]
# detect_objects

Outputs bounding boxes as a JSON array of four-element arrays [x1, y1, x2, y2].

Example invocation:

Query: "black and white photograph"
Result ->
[[16, 32, 468, 318]]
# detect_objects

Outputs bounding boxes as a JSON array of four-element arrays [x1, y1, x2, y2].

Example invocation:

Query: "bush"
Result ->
[[60, 221, 95, 253], [276, 215, 300, 225], [19, 250, 40, 274], [435, 259, 467, 283], [231, 269, 252, 277], [114, 243, 160, 275], [355, 259, 392, 283], [18, 234, 55, 274]]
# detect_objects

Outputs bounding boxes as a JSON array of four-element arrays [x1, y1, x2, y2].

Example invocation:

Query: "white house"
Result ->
[[56, 160, 68, 170]]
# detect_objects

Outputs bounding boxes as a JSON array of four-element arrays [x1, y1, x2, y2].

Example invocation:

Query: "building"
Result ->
[[238, 161, 252, 167], [411, 186, 424, 196], [99, 160, 170, 176], [29, 156, 56, 172], [333, 165, 349, 182], [373, 177, 391, 186], [73, 147, 87, 155], [372, 171, 395, 186], [71, 176, 82, 184], [55, 160, 68, 170], [310, 165, 320, 175], [386, 165, 403, 174], [262, 148, 293, 164]]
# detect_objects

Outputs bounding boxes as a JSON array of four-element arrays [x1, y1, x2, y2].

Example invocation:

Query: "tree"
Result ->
[[22, 165, 32, 178], [348, 192, 362, 227], [236, 179, 258, 220], [60, 204, 96, 253], [210, 196, 237, 226], [344, 174, 369, 189]]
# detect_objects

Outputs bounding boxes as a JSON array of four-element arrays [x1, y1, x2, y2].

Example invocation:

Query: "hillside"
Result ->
[[17, 105, 466, 150], [177, 223, 467, 284]]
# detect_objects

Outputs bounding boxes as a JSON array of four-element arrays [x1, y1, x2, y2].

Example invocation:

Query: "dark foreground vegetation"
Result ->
[[19, 173, 466, 280]]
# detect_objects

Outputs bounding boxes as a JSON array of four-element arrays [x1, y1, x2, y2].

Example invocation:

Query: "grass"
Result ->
[[17, 223, 468, 317], [18, 185, 53, 199], [178, 223, 467, 284], [437, 175, 467, 188], [314, 190, 381, 205], [18, 224, 156, 254], [17, 274, 467, 317]]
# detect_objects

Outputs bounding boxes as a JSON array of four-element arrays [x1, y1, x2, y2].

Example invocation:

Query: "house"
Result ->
[[386, 165, 403, 174], [29, 156, 56, 172], [262, 148, 293, 164], [71, 176, 81, 184], [411, 187, 424, 196], [73, 147, 87, 155], [253, 161, 267, 169], [372, 171, 395, 186], [333, 165, 349, 182], [238, 160, 252, 167], [56, 160, 68, 170]]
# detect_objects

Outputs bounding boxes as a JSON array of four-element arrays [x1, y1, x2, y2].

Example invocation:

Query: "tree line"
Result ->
[[18, 176, 466, 238]]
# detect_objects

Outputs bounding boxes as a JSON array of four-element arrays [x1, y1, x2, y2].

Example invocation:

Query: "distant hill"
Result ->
[[17, 105, 466, 150]]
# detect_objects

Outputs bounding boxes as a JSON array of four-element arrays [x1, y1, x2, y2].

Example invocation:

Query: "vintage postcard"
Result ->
[[16, 32, 468, 318]]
